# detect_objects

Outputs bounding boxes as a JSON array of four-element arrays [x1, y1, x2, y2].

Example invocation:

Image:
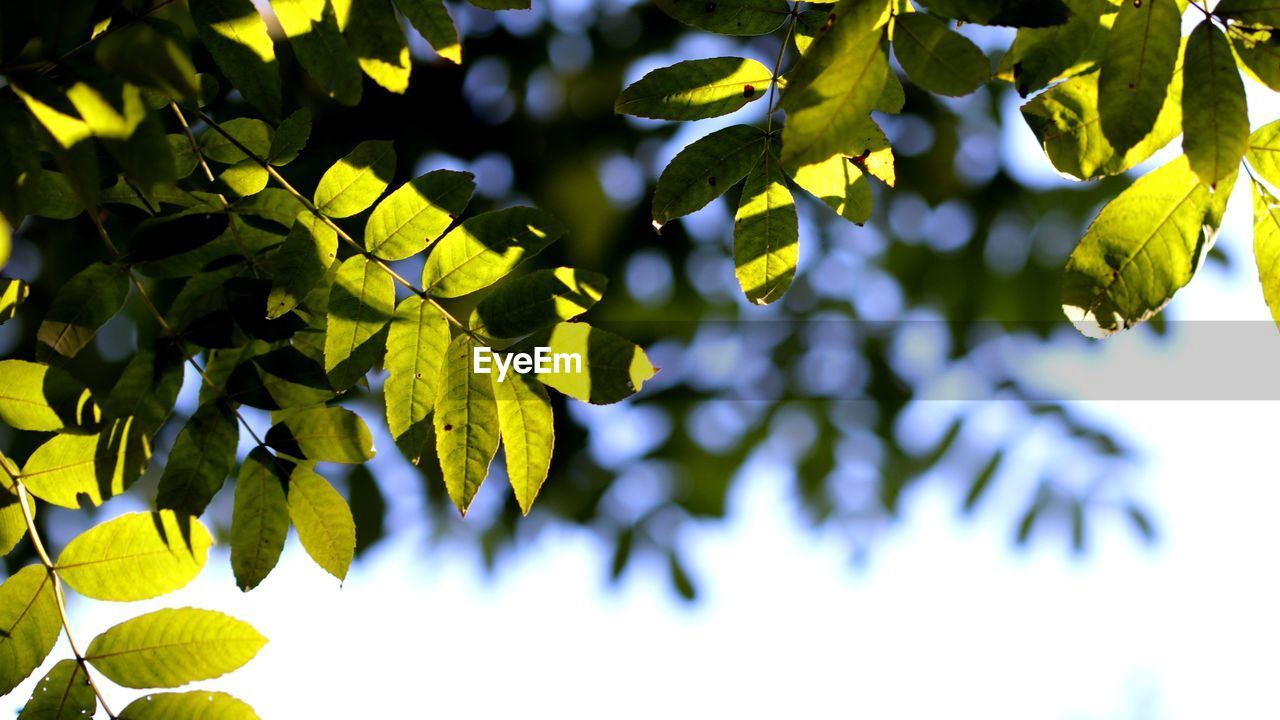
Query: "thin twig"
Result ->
[[0, 0, 178, 76]]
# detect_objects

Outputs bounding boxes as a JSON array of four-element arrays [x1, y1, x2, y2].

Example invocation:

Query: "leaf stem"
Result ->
[[0, 0, 177, 76], [766, 6, 800, 134]]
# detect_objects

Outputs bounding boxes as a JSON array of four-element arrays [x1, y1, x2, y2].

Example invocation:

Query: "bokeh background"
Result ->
[[3, 1, 1279, 717]]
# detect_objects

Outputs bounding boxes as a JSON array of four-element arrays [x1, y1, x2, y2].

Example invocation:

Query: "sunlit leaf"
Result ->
[[325, 255, 395, 388], [85, 608, 266, 689], [270, 0, 363, 105], [37, 261, 130, 362], [734, 148, 797, 305], [396, 0, 463, 63], [287, 464, 356, 580], [119, 691, 260, 719], [435, 334, 501, 515], [230, 447, 289, 592], [1097, 0, 1180, 153], [652, 125, 766, 225], [156, 403, 240, 517], [493, 371, 554, 515], [365, 170, 475, 260], [22, 416, 151, 508], [56, 511, 212, 602], [996, 0, 1114, 97], [189, 0, 282, 119], [892, 12, 989, 97], [470, 267, 607, 340], [200, 118, 272, 164], [385, 297, 449, 440], [18, 659, 95, 720], [314, 140, 395, 218], [1252, 183, 1280, 331], [1245, 118, 1280, 187], [0, 566, 61, 696], [1182, 21, 1248, 187], [0, 359, 98, 432], [266, 405, 376, 463], [343, 0, 412, 94], [422, 207, 566, 297], [616, 57, 773, 120], [267, 213, 338, 320], [531, 322, 657, 404]]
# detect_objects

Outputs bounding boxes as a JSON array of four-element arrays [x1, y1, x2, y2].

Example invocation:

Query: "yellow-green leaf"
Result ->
[[532, 322, 657, 404], [0, 566, 61, 696], [493, 371, 554, 515], [286, 465, 355, 580], [199, 118, 273, 164], [422, 207, 566, 298], [119, 691, 260, 719], [37, 261, 130, 362], [434, 334, 500, 515], [734, 149, 797, 305], [324, 255, 395, 388], [616, 57, 773, 120], [892, 11, 990, 97], [652, 125, 766, 225], [365, 170, 475, 260], [1097, 0, 1180, 152], [230, 447, 289, 591], [56, 511, 213, 602], [396, 0, 462, 64], [155, 402, 240, 517], [1245, 118, 1280, 187], [267, 213, 338, 319], [189, 0, 282, 119], [344, 0, 412, 94], [23, 417, 151, 508], [270, 0, 363, 105], [265, 405, 376, 463], [85, 608, 266, 689], [1253, 183, 1280, 333], [1183, 21, 1248, 187], [385, 297, 450, 440], [996, 0, 1114, 97], [1216, 0, 1280, 26], [18, 659, 95, 720], [0, 359, 98, 432], [470, 267, 607, 340], [313, 140, 395, 218]]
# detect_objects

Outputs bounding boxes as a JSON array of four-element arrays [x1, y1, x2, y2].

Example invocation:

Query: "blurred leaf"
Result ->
[[347, 465, 385, 556], [287, 464, 356, 580], [36, 261, 130, 362], [1097, 0, 1180, 152], [56, 511, 213, 602], [385, 297, 449, 440], [734, 148, 798, 305], [266, 405, 376, 463], [1182, 21, 1248, 187], [917, 0, 1069, 26], [270, 0, 363, 105], [667, 551, 697, 601], [435, 334, 501, 515], [231, 447, 289, 591], [396, 0, 462, 64], [0, 566, 61, 696], [95, 20, 200, 101], [422, 207, 566, 298], [324, 255, 394, 388], [1125, 503, 1156, 542], [365, 170, 474, 260], [0, 100, 41, 225], [189, 0, 282, 119], [962, 450, 1002, 513], [1216, 0, 1280, 25], [18, 659, 95, 720], [0, 359, 99, 432], [493, 371, 554, 515], [616, 57, 772, 120], [155, 402, 240, 516], [997, 0, 1112, 97], [652, 125, 766, 225], [200, 118, 273, 164], [314, 140, 395, 218], [85, 608, 266, 689], [892, 12, 990, 97], [652, 0, 788, 35], [344, 0, 412, 93], [118, 691, 259, 719], [470, 267, 606, 340]]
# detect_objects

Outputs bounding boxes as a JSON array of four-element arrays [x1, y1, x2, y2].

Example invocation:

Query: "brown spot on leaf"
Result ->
[[743, 84, 756, 98], [443, 424, 453, 431], [708, 176, 717, 187]]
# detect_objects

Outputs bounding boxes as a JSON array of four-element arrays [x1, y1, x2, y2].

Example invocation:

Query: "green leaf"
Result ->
[[1245, 119, 1280, 187], [344, 0, 412, 93], [734, 148, 798, 305], [963, 450, 1003, 512], [917, 0, 1069, 26], [1232, 25, 1280, 93], [0, 359, 98, 432], [365, 170, 475, 260], [155, 403, 240, 516], [269, 108, 313, 165], [396, 0, 462, 64], [102, 343, 185, 437], [230, 447, 289, 591], [996, 0, 1113, 97], [252, 347, 336, 408], [1096, 0, 1180, 153], [493, 371, 554, 515], [0, 100, 42, 225], [531, 322, 657, 404], [0, 483, 34, 558], [265, 405, 376, 463], [36, 261, 130, 362], [219, 161, 268, 197], [85, 608, 266, 689], [11, 79, 93, 150], [0, 566, 61, 696], [119, 691, 260, 720], [56, 511, 213, 602], [892, 12, 990, 97], [652, 0, 789, 35], [266, 213, 338, 319], [1062, 156, 1235, 337], [270, 0, 363, 105], [616, 57, 773, 120], [27, 171, 83, 220], [470, 267, 607, 340], [324, 255, 395, 388], [1021, 63, 1183, 181], [189, 0, 282, 119], [18, 659, 96, 720], [95, 20, 200, 101], [434, 334, 501, 515], [1253, 183, 1280, 331], [385, 297, 450, 440], [1182, 21, 1248, 187], [22, 417, 151, 508], [789, 154, 872, 225], [422, 207, 567, 298], [200, 118, 273, 164], [314, 140, 395, 218], [779, 0, 889, 168], [286, 464, 356, 580], [466, 0, 530, 9], [1216, 0, 1280, 26], [652, 125, 767, 225]]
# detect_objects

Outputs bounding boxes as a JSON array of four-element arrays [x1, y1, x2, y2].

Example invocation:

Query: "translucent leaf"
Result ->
[[365, 170, 475, 260], [1231, 26, 1280, 92], [253, 347, 336, 408], [1021, 62, 1182, 181], [155, 403, 240, 517], [470, 267, 607, 340], [0, 359, 99, 432], [56, 511, 212, 602], [344, 0, 412, 94], [36, 262, 130, 362], [652, 0, 789, 36], [779, 0, 889, 168], [0, 566, 61, 696], [615, 57, 773, 120], [95, 20, 200, 101], [1182, 21, 1248, 188], [265, 405, 376, 463], [324, 255, 395, 388], [22, 416, 151, 508], [1252, 184, 1280, 331], [102, 344, 186, 438], [119, 691, 260, 719], [1062, 156, 1235, 337], [1097, 0, 1180, 153], [651, 125, 766, 225], [917, 0, 1069, 26], [1246, 120, 1280, 187], [385, 297, 450, 440], [270, 0, 363, 105], [467, 0, 530, 9], [1216, 0, 1280, 26], [287, 465, 356, 580], [230, 447, 289, 591], [199, 118, 273, 164], [85, 608, 266, 689], [0, 481, 34, 558], [266, 213, 338, 319], [313, 140, 395, 218], [11, 79, 93, 150], [421, 207, 566, 298], [17, 659, 95, 720], [892, 12, 990, 97], [493, 371, 554, 515], [189, 0, 282, 119], [27, 172, 82, 221], [219, 161, 268, 196], [531, 322, 657, 404], [435, 334, 501, 515], [396, 0, 462, 64], [734, 149, 798, 305], [996, 0, 1114, 97], [269, 107, 313, 165], [62, 74, 147, 140]]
